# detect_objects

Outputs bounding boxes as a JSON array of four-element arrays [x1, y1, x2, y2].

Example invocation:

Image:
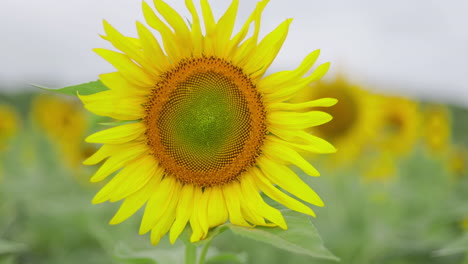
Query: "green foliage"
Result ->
[[436, 234, 468, 257], [114, 243, 184, 264], [227, 210, 338, 261], [0, 240, 26, 255], [32, 81, 108, 96]]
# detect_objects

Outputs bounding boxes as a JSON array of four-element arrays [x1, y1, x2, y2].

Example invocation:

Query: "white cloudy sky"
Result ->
[[1, 0, 467, 106]]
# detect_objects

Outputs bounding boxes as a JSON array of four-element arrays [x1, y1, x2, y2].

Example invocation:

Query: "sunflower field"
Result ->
[[1, 1, 468, 264]]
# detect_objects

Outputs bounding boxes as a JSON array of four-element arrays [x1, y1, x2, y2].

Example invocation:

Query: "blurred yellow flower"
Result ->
[[0, 104, 19, 151], [80, 0, 335, 245], [364, 152, 397, 181], [291, 76, 379, 165], [373, 95, 421, 157], [449, 147, 467, 178], [31, 94, 89, 168], [422, 104, 451, 156]]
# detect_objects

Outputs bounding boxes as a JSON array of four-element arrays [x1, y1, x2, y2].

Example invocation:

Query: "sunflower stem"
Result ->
[[198, 239, 213, 264], [185, 242, 197, 264]]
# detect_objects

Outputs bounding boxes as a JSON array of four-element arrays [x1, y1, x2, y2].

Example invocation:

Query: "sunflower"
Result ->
[[372, 95, 421, 157], [80, 0, 336, 245], [449, 147, 467, 178], [0, 104, 19, 151], [291, 76, 379, 165], [422, 104, 451, 156], [363, 152, 397, 181], [31, 94, 89, 168]]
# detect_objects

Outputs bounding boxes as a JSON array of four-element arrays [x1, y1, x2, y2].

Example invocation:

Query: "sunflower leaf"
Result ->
[[32, 80, 109, 97], [113, 242, 184, 264], [206, 252, 248, 264], [227, 209, 339, 261]]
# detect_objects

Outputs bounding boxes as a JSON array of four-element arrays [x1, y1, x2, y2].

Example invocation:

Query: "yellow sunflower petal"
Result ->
[[268, 111, 332, 130], [228, 0, 268, 55], [237, 179, 266, 226], [240, 174, 287, 229], [89, 142, 148, 182], [169, 184, 195, 244], [251, 167, 316, 217], [153, 0, 190, 38], [268, 98, 338, 112], [83, 144, 114, 165], [196, 188, 212, 239], [85, 122, 146, 144], [141, 1, 180, 61], [223, 182, 251, 227], [268, 131, 336, 154], [184, 0, 203, 56], [206, 187, 229, 228], [136, 22, 170, 73], [150, 189, 179, 245], [92, 155, 159, 203], [140, 176, 181, 235], [189, 188, 205, 242], [264, 62, 330, 102], [258, 157, 324, 207], [93, 48, 154, 87], [263, 139, 320, 176], [246, 19, 292, 79], [258, 49, 320, 93], [109, 176, 160, 225], [99, 72, 148, 96], [79, 90, 145, 120], [231, 9, 262, 66], [103, 20, 158, 76], [200, 0, 216, 36], [214, 0, 239, 56]]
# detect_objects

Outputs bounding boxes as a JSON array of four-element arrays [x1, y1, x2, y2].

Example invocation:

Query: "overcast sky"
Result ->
[[1, 0, 467, 107]]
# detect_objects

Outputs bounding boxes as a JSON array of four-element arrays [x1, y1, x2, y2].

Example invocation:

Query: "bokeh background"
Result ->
[[1, 0, 467, 263]]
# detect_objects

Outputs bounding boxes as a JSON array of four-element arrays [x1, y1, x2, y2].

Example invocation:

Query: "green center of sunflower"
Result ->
[[174, 83, 234, 151], [145, 57, 266, 187]]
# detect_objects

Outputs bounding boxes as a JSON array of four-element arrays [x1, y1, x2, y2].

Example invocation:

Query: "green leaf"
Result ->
[[227, 209, 339, 261], [0, 240, 27, 255], [435, 233, 468, 256], [206, 252, 248, 264], [113, 242, 184, 264], [32, 80, 108, 96]]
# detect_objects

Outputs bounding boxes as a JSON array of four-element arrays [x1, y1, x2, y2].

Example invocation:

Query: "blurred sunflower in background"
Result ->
[[422, 104, 451, 157], [291, 76, 379, 166], [0, 104, 19, 152], [372, 95, 421, 157], [361, 95, 421, 181], [449, 147, 467, 178], [0, 103, 19, 181], [80, 0, 336, 245], [31, 94, 90, 169]]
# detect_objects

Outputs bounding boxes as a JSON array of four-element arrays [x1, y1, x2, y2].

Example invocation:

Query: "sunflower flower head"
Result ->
[[32, 94, 89, 168], [81, 0, 336, 245], [373, 95, 421, 157]]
